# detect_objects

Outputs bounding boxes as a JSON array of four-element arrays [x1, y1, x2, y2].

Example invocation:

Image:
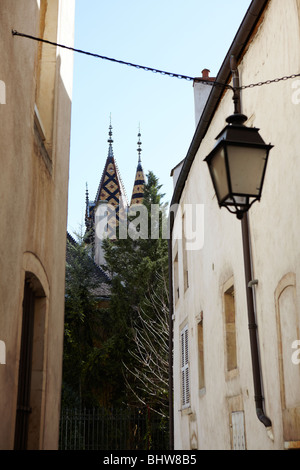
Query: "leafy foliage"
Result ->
[[62, 235, 110, 407]]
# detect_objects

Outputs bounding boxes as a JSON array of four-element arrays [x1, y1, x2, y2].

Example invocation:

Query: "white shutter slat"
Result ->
[[181, 331, 185, 367], [186, 367, 190, 405], [185, 328, 188, 365]]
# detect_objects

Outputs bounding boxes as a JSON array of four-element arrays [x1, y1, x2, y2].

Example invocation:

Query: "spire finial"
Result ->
[[137, 124, 142, 163], [85, 182, 90, 219], [130, 125, 145, 206], [108, 114, 113, 145], [107, 115, 114, 158]]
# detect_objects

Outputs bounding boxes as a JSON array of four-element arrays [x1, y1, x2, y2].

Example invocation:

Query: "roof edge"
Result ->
[[171, 0, 270, 208]]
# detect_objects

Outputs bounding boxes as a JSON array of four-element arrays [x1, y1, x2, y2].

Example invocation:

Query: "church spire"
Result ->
[[130, 126, 145, 206], [91, 118, 128, 241]]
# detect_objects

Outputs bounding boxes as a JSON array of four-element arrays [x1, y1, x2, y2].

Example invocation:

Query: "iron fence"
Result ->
[[59, 407, 169, 450]]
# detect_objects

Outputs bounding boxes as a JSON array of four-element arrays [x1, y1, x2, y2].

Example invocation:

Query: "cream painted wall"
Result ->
[[172, 0, 300, 450]]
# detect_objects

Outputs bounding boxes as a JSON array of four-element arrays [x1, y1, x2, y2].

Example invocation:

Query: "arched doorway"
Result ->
[[14, 271, 48, 450]]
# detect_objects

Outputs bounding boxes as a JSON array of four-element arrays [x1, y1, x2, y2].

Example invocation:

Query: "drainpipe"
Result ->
[[230, 55, 241, 115], [241, 213, 272, 431], [168, 211, 174, 450]]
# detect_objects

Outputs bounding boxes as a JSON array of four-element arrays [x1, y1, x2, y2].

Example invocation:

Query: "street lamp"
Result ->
[[204, 112, 273, 219], [204, 62, 274, 431]]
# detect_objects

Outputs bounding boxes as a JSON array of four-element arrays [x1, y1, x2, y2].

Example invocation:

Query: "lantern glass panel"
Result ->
[[210, 147, 229, 202], [227, 145, 267, 197]]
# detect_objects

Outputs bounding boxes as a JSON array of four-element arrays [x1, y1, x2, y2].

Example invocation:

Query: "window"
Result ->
[[181, 325, 190, 408], [182, 213, 189, 291], [275, 273, 300, 444], [174, 251, 179, 302], [224, 282, 237, 373], [35, 0, 59, 161], [197, 313, 205, 391]]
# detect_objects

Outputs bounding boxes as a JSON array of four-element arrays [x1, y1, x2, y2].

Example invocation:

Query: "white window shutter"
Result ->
[[181, 325, 190, 408]]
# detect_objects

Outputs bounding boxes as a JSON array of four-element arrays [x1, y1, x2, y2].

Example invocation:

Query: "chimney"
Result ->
[[193, 68, 215, 127], [201, 68, 210, 80]]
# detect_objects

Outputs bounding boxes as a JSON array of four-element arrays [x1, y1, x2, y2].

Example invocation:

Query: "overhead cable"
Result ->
[[12, 30, 300, 91]]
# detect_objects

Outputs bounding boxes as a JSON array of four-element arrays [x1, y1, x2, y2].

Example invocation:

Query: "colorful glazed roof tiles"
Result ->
[[85, 122, 145, 240]]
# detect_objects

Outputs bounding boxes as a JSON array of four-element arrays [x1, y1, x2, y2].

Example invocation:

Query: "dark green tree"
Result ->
[[101, 171, 169, 413], [62, 233, 110, 408]]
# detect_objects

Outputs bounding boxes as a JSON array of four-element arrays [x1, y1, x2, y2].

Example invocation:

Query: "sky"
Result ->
[[67, 0, 252, 237]]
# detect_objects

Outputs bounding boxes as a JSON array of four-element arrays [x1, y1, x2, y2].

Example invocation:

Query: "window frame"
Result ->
[[197, 312, 205, 393], [223, 278, 238, 380]]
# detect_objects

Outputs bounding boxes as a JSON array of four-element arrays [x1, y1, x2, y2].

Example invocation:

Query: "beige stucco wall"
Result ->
[[172, 0, 300, 450], [0, 0, 74, 449]]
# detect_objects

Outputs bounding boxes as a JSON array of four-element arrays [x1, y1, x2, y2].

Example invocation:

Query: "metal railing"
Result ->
[[59, 407, 169, 450]]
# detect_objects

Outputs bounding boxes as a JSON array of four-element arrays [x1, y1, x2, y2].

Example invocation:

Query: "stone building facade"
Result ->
[[170, 0, 300, 450], [0, 0, 75, 449]]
